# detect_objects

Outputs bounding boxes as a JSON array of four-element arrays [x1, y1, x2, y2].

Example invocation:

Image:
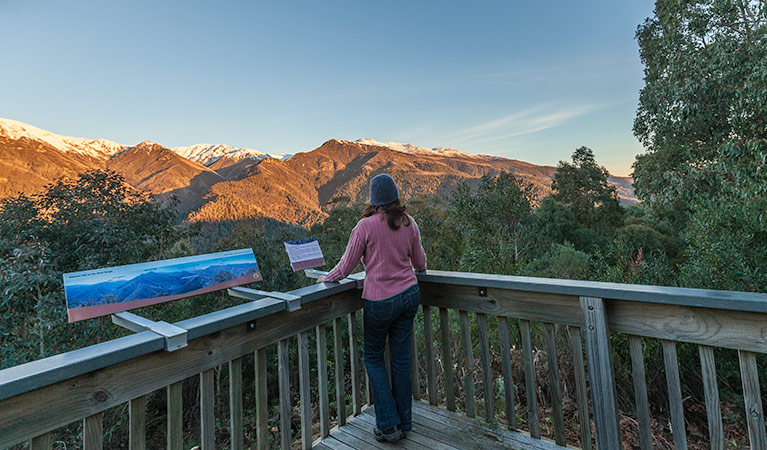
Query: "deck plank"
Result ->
[[317, 403, 569, 450], [353, 411, 460, 450]]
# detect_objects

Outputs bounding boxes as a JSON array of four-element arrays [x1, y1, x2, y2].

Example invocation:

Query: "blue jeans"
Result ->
[[363, 284, 420, 432]]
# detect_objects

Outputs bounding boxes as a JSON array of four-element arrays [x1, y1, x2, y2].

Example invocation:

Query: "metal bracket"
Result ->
[[306, 269, 364, 289], [304, 268, 328, 279], [111, 311, 188, 352], [228, 287, 302, 311]]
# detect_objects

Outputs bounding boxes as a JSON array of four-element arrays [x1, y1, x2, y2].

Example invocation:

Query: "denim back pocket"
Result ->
[[402, 285, 421, 318], [365, 297, 395, 323]]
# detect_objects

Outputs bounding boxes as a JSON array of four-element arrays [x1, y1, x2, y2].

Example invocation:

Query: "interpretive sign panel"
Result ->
[[284, 238, 325, 271], [63, 248, 261, 322]]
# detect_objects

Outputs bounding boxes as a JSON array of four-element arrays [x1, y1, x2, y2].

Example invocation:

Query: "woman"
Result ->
[[319, 173, 426, 442]]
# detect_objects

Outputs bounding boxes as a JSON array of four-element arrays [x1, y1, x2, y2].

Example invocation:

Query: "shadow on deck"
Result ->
[[316, 401, 567, 450]]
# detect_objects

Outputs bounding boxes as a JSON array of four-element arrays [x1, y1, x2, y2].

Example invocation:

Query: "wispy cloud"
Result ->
[[447, 103, 601, 146]]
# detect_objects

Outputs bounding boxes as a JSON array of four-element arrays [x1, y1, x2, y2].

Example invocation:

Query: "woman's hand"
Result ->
[[316, 276, 326, 283]]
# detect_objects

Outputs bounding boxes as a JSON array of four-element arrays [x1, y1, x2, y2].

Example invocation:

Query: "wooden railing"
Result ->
[[1, 270, 767, 449], [415, 271, 767, 450]]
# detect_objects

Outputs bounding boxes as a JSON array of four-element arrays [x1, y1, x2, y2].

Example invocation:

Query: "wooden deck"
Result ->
[[315, 401, 568, 450]]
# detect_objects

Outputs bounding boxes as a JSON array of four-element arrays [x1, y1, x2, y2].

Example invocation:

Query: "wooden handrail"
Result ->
[[2, 270, 767, 449]]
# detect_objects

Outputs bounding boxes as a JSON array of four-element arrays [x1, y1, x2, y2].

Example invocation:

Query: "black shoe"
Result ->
[[374, 426, 405, 442]]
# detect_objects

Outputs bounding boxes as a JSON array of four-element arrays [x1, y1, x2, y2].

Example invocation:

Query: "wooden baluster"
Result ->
[[333, 317, 347, 426], [83, 412, 104, 450], [410, 328, 420, 400], [348, 311, 362, 416], [519, 319, 539, 439], [699, 345, 723, 450], [317, 324, 330, 439], [544, 323, 566, 446], [459, 310, 476, 418], [580, 296, 621, 449], [200, 369, 215, 450], [423, 305, 438, 405], [229, 357, 243, 450], [254, 348, 269, 450], [662, 340, 687, 450], [298, 331, 312, 450], [628, 336, 651, 450], [130, 395, 147, 450], [497, 316, 516, 429], [167, 381, 183, 450], [278, 339, 292, 450], [568, 326, 592, 450], [476, 313, 494, 421], [439, 307, 456, 411], [30, 432, 52, 450], [739, 350, 767, 448]]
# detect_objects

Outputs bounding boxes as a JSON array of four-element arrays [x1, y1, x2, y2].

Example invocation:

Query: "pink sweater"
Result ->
[[324, 213, 427, 300]]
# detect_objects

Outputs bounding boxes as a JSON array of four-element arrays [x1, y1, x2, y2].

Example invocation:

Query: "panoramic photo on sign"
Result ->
[[284, 238, 326, 271], [63, 249, 262, 322]]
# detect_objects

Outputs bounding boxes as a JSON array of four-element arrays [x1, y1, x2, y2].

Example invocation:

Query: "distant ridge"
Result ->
[[0, 118, 637, 226], [171, 143, 290, 166]]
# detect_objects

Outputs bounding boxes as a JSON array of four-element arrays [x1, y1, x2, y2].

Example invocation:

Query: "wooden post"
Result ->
[[30, 432, 52, 450], [544, 323, 565, 446], [439, 307, 456, 411], [167, 381, 183, 450], [297, 331, 312, 450], [519, 319, 539, 439], [200, 369, 215, 450], [316, 324, 330, 439], [459, 310, 476, 418], [129, 395, 147, 450], [568, 326, 592, 450], [254, 348, 269, 450], [83, 412, 104, 450], [662, 340, 687, 450], [476, 313, 494, 421], [699, 345, 723, 450], [580, 296, 621, 450], [278, 339, 292, 450], [348, 311, 362, 416], [498, 316, 516, 429], [628, 336, 651, 450], [229, 358, 243, 450], [423, 305, 438, 405], [739, 350, 767, 448], [333, 317, 347, 426]]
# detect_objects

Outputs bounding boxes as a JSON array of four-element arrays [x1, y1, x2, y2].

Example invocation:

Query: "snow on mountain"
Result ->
[[171, 143, 290, 166], [353, 138, 482, 159], [0, 118, 126, 159]]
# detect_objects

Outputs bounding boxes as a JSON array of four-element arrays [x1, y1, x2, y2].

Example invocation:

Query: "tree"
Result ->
[[527, 197, 579, 256], [679, 140, 767, 291], [450, 173, 536, 273], [632, 0, 767, 221], [0, 170, 181, 367], [551, 146, 623, 234], [632, 1, 767, 291]]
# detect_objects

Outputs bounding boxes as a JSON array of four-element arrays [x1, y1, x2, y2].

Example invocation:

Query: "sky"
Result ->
[[0, 0, 656, 176]]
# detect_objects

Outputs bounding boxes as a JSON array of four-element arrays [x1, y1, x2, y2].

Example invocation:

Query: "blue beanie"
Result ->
[[369, 174, 399, 206]]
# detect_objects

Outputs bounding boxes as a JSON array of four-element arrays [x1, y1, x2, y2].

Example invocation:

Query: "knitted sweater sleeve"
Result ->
[[324, 223, 365, 282]]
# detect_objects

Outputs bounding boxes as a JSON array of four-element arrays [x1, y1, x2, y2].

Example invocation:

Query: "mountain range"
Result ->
[[0, 118, 637, 226]]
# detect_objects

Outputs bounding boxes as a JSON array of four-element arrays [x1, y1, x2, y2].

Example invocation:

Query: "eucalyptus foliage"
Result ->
[[0, 170, 180, 367]]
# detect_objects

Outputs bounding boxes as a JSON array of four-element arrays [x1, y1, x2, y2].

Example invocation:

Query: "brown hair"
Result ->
[[361, 199, 410, 230]]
